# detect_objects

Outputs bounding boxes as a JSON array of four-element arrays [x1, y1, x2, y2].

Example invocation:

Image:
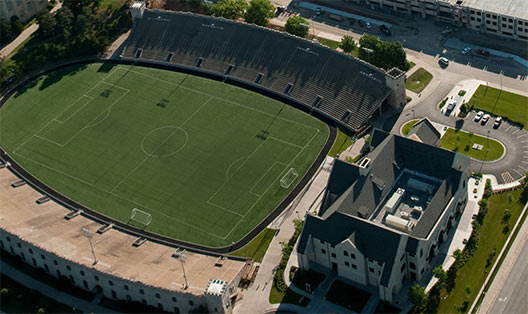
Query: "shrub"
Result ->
[[339, 35, 356, 53], [458, 90, 466, 96]]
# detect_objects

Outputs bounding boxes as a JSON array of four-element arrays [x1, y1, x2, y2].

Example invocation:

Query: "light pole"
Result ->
[[173, 249, 188, 289], [362, 47, 374, 74], [411, 109, 415, 121], [81, 227, 97, 265]]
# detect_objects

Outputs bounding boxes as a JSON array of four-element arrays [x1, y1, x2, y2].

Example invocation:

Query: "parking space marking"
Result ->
[[512, 129, 520, 135], [501, 172, 515, 183], [519, 165, 528, 171], [513, 169, 523, 176], [518, 133, 528, 138], [522, 139, 528, 143], [522, 160, 528, 164], [505, 125, 512, 132]]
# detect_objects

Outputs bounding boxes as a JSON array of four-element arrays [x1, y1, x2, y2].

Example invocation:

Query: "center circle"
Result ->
[[141, 126, 189, 157]]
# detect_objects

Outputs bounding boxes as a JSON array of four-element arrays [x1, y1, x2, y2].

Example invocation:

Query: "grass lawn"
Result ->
[[328, 127, 354, 157], [437, 190, 526, 313], [290, 268, 326, 292], [441, 128, 504, 161], [467, 85, 528, 127], [316, 37, 340, 49], [405, 67, 433, 93], [0, 274, 79, 313], [0, 63, 329, 247], [269, 286, 311, 306], [229, 228, 275, 262], [401, 119, 419, 136], [326, 280, 371, 312], [408, 61, 416, 71]]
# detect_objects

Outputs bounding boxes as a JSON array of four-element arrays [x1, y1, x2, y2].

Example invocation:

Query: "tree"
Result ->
[[0, 19, 14, 45], [10, 16, 24, 34], [244, 0, 275, 26], [358, 34, 409, 70], [285, 16, 309, 38], [55, 6, 74, 41], [433, 265, 447, 288], [339, 35, 356, 53], [408, 284, 428, 310], [37, 11, 56, 38], [210, 0, 248, 20]]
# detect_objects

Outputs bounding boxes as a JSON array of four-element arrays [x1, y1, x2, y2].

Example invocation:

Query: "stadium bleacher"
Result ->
[[122, 10, 392, 131]]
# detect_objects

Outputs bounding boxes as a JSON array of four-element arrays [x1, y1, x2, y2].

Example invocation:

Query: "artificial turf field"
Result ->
[[0, 63, 329, 247]]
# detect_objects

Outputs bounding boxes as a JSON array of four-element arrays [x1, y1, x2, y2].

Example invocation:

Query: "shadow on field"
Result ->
[[97, 62, 118, 73], [39, 64, 88, 91]]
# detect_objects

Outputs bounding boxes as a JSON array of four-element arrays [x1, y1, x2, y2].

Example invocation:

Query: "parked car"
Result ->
[[438, 57, 449, 66], [474, 111, 484, 122], [328, 13, 345, 22], [494, 116, 503, 128], [461, 47, 471, 54], [481, 113, 491, 124], [358, 19, 365, 27], [315, 7, 322, 16], [380, 24, 391, 35], [276, 6, 286, 13], [365, 21, 372, 29], [446, 100, 457, 112], [476, 49, 490, 56], [348, 17, 355, 25]]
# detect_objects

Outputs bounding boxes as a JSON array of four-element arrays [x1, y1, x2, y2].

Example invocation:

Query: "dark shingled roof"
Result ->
[[298, 212, 402, 285], [122, 9, 391, 131], [408, 118, 441, 146]]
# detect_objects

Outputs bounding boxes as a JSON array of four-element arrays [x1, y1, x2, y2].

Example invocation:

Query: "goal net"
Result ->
[[130, 208, 152, 228], [280, 168, 298, 188]]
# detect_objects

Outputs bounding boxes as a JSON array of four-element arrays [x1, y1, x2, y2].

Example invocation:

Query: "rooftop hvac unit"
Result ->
[[384, 188, 405, 214], [385, 214, 414, 232], [407, 178, 435, 194]]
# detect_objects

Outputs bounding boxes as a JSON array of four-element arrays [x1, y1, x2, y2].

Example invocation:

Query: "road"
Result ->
[[477, 204, 528, 314]]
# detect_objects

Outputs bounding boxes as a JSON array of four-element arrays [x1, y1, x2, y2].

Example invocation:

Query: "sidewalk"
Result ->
[[445, 38, 528, 68], [0, 260, 115, 313]]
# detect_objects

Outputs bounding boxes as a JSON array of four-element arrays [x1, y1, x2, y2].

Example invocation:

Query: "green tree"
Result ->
[[244, 0, 275, 26], [433, 265, 447, 288], [285, 16, 309, 38], [408, 284, 428, 311], [0, 19, 14, 45], [55, 6, 74, 41], [339, 35, 356, 53], [37, 11, 56, 38], [210, 0, 248, 20], [358, 34, 409, 70], [10, 16, 24, 34]]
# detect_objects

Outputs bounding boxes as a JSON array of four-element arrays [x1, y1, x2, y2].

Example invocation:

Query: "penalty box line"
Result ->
[[12, 150, 228, 240], [222, 126, 320, 240]]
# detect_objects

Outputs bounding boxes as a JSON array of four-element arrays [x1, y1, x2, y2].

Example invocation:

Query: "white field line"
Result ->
[[222, 127, 320, 239], [55, 95, 94, 124], [13, 68, 121, 154], [111, 96, 213, 193], [113, 66, 319, 134], [249, 161, 288, 196], [12, 150, 226, 240]]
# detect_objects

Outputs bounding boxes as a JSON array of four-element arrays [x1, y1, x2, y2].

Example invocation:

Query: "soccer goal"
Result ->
[[280, 168, 298, 188], [130, 208, 152, 229]]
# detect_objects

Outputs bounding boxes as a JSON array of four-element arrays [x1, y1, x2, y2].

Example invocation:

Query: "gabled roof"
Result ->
[[298, 212, 402, 285], [407, 118, 441, 146]]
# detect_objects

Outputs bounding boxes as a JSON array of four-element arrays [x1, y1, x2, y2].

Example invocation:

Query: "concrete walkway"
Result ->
[[0, 2, 62, 58], [0, 260, 115, 313]]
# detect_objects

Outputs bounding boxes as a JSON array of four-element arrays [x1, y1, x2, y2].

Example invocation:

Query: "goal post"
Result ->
[[280, 168, 298, 189], [130, 208, 152, 228]]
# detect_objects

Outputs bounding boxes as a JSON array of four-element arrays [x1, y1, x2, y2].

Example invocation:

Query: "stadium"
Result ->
[[0, 5, 405, 253], [0, 4, 410, 312]]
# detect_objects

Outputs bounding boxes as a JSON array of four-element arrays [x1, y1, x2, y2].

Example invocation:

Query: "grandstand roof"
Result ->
[[122, 9, 392, 131], [0, 168, 245, 296]]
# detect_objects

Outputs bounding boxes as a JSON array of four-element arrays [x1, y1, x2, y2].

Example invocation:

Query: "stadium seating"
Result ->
[[122, 10, 391, 131]]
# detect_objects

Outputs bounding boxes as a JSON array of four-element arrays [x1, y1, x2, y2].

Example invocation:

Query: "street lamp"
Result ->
[[411, 109, 415, 121], [362, 47, 374, 74], [81, 226, 97, 265], [173, 249, 189, 289]]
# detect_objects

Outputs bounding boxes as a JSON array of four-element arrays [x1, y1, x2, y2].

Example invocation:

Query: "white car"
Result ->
[[439, 57, 449, 66], [481, 113, 491, 124], [494, 116, 503, 128], [474, 111, 484, 122], [461, 47, 471, 54], [365, 22, 372, 29]]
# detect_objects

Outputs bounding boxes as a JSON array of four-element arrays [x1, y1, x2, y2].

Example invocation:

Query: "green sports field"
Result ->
[[0, 63, 329, 247]]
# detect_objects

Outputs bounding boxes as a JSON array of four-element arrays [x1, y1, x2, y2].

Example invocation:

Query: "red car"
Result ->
[[476, 49, 490, 56]]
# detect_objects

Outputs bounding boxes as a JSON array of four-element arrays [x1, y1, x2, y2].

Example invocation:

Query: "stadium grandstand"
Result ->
[[123, 3, 406, 132]]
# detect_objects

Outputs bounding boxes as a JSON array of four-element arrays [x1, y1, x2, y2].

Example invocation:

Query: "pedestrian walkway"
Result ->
[[0, 260, 115, 313]]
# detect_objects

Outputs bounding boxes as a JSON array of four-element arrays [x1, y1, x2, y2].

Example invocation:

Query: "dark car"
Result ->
[[348, 18, 355, 25], [476, 49, 490, 56], [379, 24, 391, 35], [358, 19, 365, 27]]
